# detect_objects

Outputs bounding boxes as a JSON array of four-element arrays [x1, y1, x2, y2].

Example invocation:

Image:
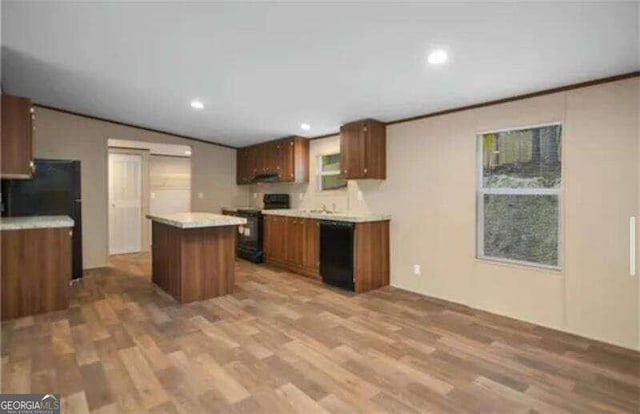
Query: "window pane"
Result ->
[[483, 194, 559, 266], [482, 125, 561, 189], [321, 174, 347, 191], [321, 154, 341, 173]]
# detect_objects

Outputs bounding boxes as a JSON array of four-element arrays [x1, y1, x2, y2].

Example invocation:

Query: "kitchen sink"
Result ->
[[306, 209, 336, 214]]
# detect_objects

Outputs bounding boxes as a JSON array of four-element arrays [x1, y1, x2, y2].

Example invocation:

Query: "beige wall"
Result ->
[[250, 79, 640, 350], [34, 108, 249, 268], [149, 154, 191, 217]]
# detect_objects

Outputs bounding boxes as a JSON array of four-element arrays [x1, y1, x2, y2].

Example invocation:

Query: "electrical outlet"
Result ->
[[198, 192, 204, 199], [413, 264, 421, 276], [150, 192, 156, 199]]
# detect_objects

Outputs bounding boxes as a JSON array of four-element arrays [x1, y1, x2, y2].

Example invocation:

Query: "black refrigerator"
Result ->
[[2, 159, 83, 281]]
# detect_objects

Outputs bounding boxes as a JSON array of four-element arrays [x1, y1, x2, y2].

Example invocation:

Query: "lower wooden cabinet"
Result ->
[[264, 215, 319, 278], [264, 215, 390, 293], [353, 221, 390, 293], [1, 227, 71, 320]]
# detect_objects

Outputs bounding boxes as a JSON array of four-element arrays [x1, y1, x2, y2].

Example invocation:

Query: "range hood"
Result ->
[[252, 173, 280, 183]]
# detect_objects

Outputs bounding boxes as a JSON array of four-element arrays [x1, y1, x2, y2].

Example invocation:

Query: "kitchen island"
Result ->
[[147, 212, 247, 303]]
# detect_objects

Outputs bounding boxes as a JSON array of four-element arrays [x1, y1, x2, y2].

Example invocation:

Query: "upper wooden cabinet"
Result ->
[[236, 137, 309, 185], [236, 147, 252, 184], [1, 94, 35, 179], [340, 119, 386, 180]]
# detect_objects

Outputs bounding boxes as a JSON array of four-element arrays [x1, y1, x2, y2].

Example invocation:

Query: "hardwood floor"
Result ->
[[2, 253, 639, 413]]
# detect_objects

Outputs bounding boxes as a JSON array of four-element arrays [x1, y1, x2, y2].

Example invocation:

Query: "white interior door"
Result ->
[[109, 153, 142, 254]]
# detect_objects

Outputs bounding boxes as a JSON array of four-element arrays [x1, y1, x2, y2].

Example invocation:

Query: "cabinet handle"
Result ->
[[69, 230, 73, 237], [29, 161, 35, 172]]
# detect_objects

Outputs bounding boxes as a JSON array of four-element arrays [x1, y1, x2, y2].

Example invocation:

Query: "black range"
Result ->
[[235, 193, 289, 263]]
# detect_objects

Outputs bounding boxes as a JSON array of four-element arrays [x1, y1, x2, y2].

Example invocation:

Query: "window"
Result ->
[[477, 124, 562, 269], [318, 154, 347, 191]]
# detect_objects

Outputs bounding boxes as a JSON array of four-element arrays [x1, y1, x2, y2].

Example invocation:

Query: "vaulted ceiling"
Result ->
[[2, 2, 638, 147]]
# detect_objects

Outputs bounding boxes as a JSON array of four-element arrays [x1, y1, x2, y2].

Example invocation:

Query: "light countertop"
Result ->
[[147, 212, 247, 229], [261, 209, 391, 223], [1, 215, 75, 231]]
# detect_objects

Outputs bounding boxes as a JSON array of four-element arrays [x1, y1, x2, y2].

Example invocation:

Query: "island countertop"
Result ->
[[1, 215, 74, 231], [147, 212, 247, 229]]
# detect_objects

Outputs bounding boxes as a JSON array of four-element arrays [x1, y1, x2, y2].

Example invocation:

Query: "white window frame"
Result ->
[[317, 153, 347, 191], [476, 122, 563, 271]]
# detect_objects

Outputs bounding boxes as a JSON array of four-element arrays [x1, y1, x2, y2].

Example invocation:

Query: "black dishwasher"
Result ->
[[320, 220, 355, 291]]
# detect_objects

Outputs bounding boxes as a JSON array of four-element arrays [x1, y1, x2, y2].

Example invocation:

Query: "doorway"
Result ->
[[108, 152, 143, 254]]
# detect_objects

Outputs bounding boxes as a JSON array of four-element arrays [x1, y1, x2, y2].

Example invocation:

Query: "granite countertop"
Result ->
[[147, 212, 247, 229], [262, 209, 391, 223], [1, 215, 75, 231]]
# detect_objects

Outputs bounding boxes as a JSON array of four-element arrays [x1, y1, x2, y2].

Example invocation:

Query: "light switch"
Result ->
[[150, 192, 156, 199], [357, 190, 363, 201], [198, 192, 204, 199]]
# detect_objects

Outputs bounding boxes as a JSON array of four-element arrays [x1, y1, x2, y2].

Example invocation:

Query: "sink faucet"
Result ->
[[321, 203, 328, 213]]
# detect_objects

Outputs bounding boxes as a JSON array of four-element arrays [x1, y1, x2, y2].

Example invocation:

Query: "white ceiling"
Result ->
[[2, 2, 638, 147]]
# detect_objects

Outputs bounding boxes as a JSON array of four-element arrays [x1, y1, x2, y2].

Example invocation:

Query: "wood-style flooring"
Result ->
[[2, 253, 639, 413]]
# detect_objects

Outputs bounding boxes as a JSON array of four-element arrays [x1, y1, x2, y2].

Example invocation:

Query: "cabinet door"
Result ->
[[236, 148, 247, 184], [340, 122, 366, 179], [247, 146, 258, 181], [363, 121, 386, 179], [267, 143, 276, 175], [1, 94, 33, 178], [263, 215, 273, 259], [284, 217, 298, 264], [255, 144, 266, 175], [302, 219, 320, 272], [279, 139, 295, 182], [265, 216, 284, 262]]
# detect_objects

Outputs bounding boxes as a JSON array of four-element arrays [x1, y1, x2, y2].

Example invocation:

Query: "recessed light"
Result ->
[[190, 100, 204, 110], [300, 123, 311, 131], [427, 49, 448, 65]]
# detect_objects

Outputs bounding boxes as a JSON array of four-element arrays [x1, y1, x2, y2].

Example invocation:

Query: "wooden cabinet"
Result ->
[[354, 221, 390, 293], [300, 218, 320, 275], [1, 94, 35, 179], [264, 215, 389, 292], [340, 119, 386, 179], [236, 137, 309, 185], [236, 148, 249, 184], [264, 215, 319, 278], [264, 215, 286, 264], [1, 227, 72, 320]]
